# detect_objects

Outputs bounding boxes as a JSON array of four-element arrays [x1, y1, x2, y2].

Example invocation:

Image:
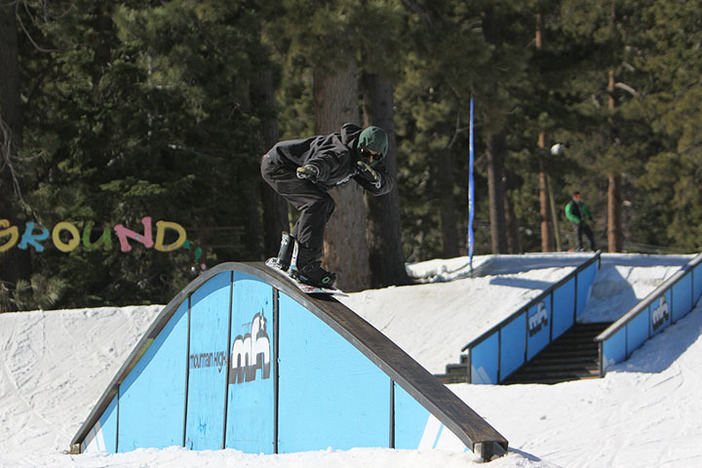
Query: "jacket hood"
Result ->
[[358, 126, 388, 159]]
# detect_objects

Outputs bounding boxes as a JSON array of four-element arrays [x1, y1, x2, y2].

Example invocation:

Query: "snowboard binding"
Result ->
[[269, 231, 295, 271], [270, 232, 337, 289]]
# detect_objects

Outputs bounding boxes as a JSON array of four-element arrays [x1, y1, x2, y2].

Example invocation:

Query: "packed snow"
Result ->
[[1, 253, 700, 467]]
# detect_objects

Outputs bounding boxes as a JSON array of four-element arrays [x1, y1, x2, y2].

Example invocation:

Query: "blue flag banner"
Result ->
[[468, 97, 475, 271]]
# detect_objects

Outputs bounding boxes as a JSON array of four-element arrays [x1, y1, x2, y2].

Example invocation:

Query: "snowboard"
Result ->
[[265, 258, 347, 296]]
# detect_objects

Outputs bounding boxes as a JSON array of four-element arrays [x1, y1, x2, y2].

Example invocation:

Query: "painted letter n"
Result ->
[[114, 216, 154, 252]]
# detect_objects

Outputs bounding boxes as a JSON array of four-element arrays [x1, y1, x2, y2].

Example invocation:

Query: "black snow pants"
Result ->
[[573, 222, 596, 251], [260, 154, 335, 264]]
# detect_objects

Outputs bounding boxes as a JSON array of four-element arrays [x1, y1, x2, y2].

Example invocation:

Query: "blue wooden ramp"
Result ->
[[70, 262, 508, 461]]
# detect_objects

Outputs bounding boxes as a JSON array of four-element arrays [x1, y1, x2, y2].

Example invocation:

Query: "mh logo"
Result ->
[[651, 296, 669, 331], [528, 302, 549, 337], [230, 311, 271, 384]]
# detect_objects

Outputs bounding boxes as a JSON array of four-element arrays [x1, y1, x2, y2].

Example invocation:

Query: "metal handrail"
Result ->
[[462, 251, 602, 352], [595, 252, 702, 343]]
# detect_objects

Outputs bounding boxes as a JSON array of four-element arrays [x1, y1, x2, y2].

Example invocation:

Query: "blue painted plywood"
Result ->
[[277, 293, 391, 452], [627, 310, 649, 357], [649, 290, 672, 337], [576, 263, 597, 317], [694, 263, 702, 303], [393, 383, 429, 449], [552, 278, 575, 339], [672, 273, 692, 322], [118, 301, 189, 451], [602, 327, 626, 372], [499, 312, 526, 380], [526, 297, 551, 360], [185, 272, 231, 450], [82, 395, 118, 453], [394, 382, 469, 451], [470, 332, 499, 384], [672, 276, 693, 322], [225, 273, 275, 453]]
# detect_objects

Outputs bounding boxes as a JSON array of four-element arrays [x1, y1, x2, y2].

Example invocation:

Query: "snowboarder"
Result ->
[[565, 191, 596, 251], [260, 124, 393, 288]]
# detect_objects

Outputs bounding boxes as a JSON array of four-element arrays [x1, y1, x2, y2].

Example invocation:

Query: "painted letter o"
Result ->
[[52, 222, 81, 252]]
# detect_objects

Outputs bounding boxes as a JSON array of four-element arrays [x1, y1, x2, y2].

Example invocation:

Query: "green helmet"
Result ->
[[358, 126, 388, 163]]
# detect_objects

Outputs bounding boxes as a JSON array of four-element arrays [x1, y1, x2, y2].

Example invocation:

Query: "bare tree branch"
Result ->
[[0, 115, 25, 203], [14, 0, 57, 53]]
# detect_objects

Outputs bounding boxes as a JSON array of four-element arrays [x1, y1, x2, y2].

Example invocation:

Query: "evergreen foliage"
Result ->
[[1, 0, 699, 310]]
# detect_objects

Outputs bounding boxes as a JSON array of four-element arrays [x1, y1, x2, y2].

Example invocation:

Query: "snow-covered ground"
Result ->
[[0, 253, 700, 467]]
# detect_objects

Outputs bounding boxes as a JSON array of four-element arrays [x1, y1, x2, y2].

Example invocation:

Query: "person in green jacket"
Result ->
[[565, 191, 596, 251]]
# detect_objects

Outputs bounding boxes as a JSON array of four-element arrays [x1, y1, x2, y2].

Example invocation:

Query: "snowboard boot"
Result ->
[[270, 232, 295, 271], [291, 261, 337, 288], [290, 243, 336, 288]]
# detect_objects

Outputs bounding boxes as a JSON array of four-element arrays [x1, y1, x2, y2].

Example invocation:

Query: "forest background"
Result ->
[[0, 0, 700, 311]]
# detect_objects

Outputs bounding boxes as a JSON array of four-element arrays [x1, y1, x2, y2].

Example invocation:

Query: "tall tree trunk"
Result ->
[[607, 173, 622, 252], [0, 3, 31, 311], [361, 73, 410, 287], [606, 2, 623, 252], [538, 139, 552, 252], [481, 7, 510, 255], [536, 13, 552, 252], [314, 63, 370, 292], [252, 67, 289, 257], [607, 67, 623, 252], [486, 132, 508, 253], [437, 146, 459, 258], [236, 77, 262, 259], [503, 179, 522, 254]]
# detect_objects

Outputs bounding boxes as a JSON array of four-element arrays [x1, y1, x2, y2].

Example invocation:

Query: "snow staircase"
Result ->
[[500, 322, 611, 385]]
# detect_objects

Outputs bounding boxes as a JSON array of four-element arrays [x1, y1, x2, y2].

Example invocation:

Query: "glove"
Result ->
[[296, 165, 319, 182], [356, 160, 380, 184]]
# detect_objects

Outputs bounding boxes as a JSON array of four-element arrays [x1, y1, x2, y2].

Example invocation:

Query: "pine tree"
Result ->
[[636, 0, 702, 250], [0, 1, 33, 311], [16, 0, 265, 307], [555, 0, 657, 252], [266, 0, 373, 291], [362, 72, 411, 287], [356, 1, 410, 286]]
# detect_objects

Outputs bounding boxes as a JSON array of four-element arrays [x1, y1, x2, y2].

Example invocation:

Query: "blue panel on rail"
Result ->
[[224, 273, 275, 454], [552, 278, 575, 340], [82, 395, 118, 453], [526, 297, 551, 360], [672, 276, 692, 323], [602, 327, 626, 372], [470, 332, 499, 384], [627, 308, 649, 357], [499, 312, 526, 380], [185, 272, 231, 450], [118, 301, 188, 451], [277, 293, 391, 452], [649, 290, 672, 337], [694, 262, 702, 303], [394, 382, 429, 449], [576, 262, 597, 317]]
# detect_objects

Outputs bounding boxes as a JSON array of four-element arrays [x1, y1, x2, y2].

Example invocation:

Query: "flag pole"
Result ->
[[468, 97, 475, 272]]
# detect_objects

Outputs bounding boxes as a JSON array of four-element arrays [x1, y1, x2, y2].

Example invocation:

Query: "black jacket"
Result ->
[[565, 199, 593, 225], [266, 123, 393, 195]]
